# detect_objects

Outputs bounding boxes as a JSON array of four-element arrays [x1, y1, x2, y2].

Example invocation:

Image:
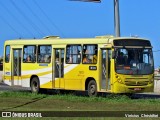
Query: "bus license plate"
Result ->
[[134, 88, 141, 91]]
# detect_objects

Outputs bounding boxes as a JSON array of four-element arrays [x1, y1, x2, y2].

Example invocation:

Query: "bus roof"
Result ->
[[4, 36, 150, 46]]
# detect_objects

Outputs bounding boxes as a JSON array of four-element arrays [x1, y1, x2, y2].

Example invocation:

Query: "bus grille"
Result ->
[[125, 80, 148, 86]]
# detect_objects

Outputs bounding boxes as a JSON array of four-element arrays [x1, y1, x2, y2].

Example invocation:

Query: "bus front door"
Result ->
[[12, 49, 22, 86], [53, 49, 64, 88], [101, 49, 111, 91]]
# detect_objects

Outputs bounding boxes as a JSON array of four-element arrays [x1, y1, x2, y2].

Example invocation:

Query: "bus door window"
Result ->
[[13, 49, 22, 76], [12, 49, 22, 86], [55, 49, 64, 78], [55, 50, 60, 78], [102, 50, 106, 79], [101, 49, 111, 90]]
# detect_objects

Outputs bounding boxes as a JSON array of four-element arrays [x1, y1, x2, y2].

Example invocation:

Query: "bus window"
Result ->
[[5, 45, 10, 63], [66, 45, 81, 64], [38, 45, 51, 63], [82, 44, 98, 64], [23, 45, 36, 63], [115, 48, 154, 75]]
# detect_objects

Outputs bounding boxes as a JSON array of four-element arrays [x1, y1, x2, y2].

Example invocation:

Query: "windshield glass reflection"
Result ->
[[115, 48, 154, 75]]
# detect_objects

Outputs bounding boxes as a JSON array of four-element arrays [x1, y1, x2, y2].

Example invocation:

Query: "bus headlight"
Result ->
[[117, 78, 123, 83], [115, 75, 123, 84]]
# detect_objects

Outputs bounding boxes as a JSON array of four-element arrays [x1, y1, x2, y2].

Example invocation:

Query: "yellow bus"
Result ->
[[3, 36, 154, 96]]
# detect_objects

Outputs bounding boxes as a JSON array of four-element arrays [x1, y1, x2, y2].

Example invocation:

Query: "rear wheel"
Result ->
[[31, 77, 40, 93], [87, 80, 97, 97]]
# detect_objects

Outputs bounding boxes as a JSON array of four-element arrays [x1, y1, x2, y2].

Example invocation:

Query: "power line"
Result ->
[[10, 0, 45, 37], [0, 15, 22, 37], [22, 0, 52, 35], [0, 1, 35, 37], [33, 0, 65, 37], [153, 50, 160, 52]]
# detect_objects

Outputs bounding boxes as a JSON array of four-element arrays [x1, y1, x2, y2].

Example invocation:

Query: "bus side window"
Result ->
[[82, 44, 98, 64], [26, 55, 32, 62], [38, 45, 51, 63], [93, 54, 97, 63], [23, 45, 36, 63], [5, 45, 10, 63], [66, 45, 81, 64]]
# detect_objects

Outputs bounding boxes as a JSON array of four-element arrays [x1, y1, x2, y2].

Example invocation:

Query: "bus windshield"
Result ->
[[115, 48, 154, 75]]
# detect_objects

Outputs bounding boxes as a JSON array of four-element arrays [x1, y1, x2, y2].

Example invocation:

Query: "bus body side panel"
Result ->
[[3, 58, 12, 86], [3, 44, 12, 86], [110, 59, 115, 93], [21, 63, 52, 88], [63, 64, 82, 90], [3, 45, 23, 86], [63, 63, 99, 91]]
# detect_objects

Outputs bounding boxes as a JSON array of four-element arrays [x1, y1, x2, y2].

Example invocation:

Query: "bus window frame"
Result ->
[[5, 45, 10, 63], [66, 44, 82, 64], [37, 45, 52, 63], [82, 44, 98, 64], [23, 45, 37, 63]]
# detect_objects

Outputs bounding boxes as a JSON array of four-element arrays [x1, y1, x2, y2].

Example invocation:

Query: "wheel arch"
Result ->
[[30, 75, 40, 87], [85, 77, 96, 90]]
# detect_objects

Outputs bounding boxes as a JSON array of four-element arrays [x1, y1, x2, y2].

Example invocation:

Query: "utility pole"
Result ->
[[69, 0, 121, 37], [114, 0, 120, 37]]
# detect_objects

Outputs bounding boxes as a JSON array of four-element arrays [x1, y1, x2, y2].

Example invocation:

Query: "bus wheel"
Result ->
[[31, 77, 40, 93], [88, 80, 97, 97]]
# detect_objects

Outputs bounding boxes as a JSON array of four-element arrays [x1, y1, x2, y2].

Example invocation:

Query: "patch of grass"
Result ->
[[0, 91, 160, 105], [50, 94, 130, 103], [1, 92, 160, 119], [0, 91, 47, 99]]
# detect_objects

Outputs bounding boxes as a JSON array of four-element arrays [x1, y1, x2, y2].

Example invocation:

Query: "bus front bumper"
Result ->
[[112, 83, 154, 93]]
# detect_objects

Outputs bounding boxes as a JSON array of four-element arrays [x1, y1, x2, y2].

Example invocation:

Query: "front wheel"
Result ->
[[87, 80, 97, 97], [31, 77, 40, 93]]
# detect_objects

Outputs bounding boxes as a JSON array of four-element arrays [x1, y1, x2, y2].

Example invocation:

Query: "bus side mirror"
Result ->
[[112, 51, 115, 59]]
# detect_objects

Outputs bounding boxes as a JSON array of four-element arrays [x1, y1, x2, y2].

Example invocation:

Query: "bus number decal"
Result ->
[[89, 66, 97, 70]]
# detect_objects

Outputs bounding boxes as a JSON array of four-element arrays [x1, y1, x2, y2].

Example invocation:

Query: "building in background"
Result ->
[[154, 68, 160, 75]]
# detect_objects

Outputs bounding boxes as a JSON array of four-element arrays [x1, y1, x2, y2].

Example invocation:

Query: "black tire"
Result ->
[[31, 77, 40, 93], [87, 80, 97, 97]]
